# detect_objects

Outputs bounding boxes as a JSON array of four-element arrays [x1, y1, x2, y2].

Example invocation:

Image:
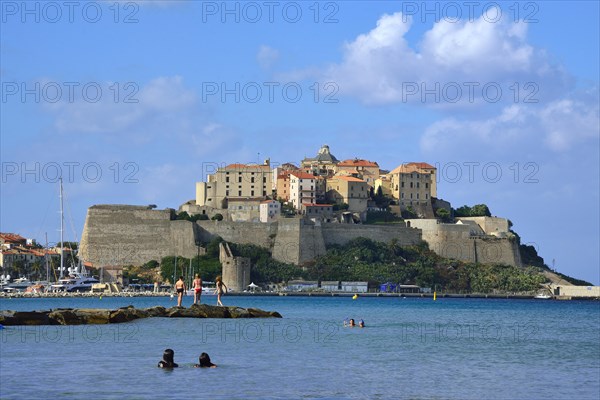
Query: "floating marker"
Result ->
[[433, 291, 437, 301], [352, 294, 358, 300]]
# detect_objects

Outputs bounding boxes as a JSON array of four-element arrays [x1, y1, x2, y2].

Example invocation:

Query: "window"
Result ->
[[251, 177, 255, 183], [401, 182, 404, 188], [226, 190, 229, 196], [417, 182, 420, 188], [426, 183, 429, 188], [226, 177, 229, 183], [238, 177, 242, 183], [410, 193, 413, 199], [417, 193, 419, 199], [251, 190, 255, 196], [238, 191, 242, 196], [263, 177, 266, 183], [426, 194, 429, 199], [401, 193, 404, 199]]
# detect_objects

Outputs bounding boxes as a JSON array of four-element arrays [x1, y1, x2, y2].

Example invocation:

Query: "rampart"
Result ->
[[80, 205, 521, 268], [406, 219, 522, 267], [79, 205, 200, 266]]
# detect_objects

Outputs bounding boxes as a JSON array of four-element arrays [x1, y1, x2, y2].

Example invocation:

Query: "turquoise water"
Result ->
[[1, 296, 599, 399]]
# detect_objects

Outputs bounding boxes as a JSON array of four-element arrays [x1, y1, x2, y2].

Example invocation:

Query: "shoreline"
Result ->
[[0, 291, 597, 301]]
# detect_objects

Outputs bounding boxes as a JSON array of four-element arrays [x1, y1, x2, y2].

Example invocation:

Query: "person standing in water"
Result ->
[[175, 276, 186, 307], [214, 276, 227, 306], [192, 274, 203, 305]]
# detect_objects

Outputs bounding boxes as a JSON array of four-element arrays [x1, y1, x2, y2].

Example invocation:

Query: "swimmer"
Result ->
[[194, 352, 217, 368], [359, 319, 365, 328], [348, 318, 356, 327], [158, 349, 179, 368]]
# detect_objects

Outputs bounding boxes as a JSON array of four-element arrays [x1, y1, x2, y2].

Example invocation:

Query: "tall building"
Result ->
[[196, 160, 272, 208], [289, 172, 317, 211], [388, 162, 436, 214]]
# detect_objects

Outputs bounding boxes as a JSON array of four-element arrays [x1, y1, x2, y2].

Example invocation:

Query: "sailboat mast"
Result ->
[[59, 177, 64, 279], [45, 232, 49, 286]]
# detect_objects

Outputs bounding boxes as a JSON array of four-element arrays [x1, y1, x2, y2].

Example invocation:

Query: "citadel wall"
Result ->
[[80, 206, 522, 269], [79, 205, 200, 267]]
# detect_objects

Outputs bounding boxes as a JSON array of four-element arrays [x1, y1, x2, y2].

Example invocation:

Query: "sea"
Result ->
[[1, 295, 599, 400]]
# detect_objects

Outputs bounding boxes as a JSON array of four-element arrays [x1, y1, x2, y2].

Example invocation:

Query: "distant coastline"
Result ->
[[1, 291, 597, 301]]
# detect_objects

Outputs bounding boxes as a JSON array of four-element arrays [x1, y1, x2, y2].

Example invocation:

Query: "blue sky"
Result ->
[[1, 1, 598, 284]]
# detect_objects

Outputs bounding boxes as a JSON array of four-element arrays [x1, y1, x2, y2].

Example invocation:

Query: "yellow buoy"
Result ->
[[352, 294, 358, 300], [433, 291, 437, 301]]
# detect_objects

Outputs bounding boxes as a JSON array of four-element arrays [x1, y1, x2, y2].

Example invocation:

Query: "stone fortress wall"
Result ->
[[79, 205, 201, 267], [79, 205, 522, 269]]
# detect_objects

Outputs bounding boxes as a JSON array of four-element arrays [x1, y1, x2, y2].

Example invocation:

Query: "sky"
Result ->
[[1, 0, 598, 284]]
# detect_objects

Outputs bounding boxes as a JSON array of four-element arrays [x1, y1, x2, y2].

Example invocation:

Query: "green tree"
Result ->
[[435, 208, 451, 223], [471, 204, 491, 217]]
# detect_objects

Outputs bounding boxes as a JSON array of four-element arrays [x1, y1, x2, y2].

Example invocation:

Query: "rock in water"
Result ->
[[1, 304, 282, 325]]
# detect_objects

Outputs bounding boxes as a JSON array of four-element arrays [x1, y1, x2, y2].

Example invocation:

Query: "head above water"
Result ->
[[163, 349, 174, 363], [199, 352, 215, 367]]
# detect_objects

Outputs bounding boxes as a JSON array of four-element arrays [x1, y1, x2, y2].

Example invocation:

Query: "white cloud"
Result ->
[[322, 10, 565, 106], [257, 45, 280, 70], [420, 95, 599, 154], [48, 76, 197, 135]]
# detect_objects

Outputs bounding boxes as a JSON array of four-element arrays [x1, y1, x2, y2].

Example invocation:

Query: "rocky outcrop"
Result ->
[[0, 304, 282, 326]]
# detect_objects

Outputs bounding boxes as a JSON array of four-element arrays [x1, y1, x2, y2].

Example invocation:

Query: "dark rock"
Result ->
[[247, 308, 274, 318], [49, 309, 83, 325], [0, 310, 49, 326], [0, 310, 17, 325], [166, 306, 205, 318], [73, 309, 110, 324], [3, 304, 281, 325], [227, 307, 252, 318], [109, 307, 147, 323], [144, 306, 167, 317]]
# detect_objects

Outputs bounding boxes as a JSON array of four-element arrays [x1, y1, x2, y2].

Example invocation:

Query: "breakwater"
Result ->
[[0, 304, 282, 326]]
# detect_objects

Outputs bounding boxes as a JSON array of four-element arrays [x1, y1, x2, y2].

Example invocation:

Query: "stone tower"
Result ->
[[219, 242, 251, 292]]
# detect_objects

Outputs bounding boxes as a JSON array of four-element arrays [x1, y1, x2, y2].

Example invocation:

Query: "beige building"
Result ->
[[289, 172, 317, 211], [388, 162, 436, 214], [337, 159, 380, 186], [303, 203, 334, 222], [228, 198, 262, 222], [326, 175, 369, 213], [260, 200, 281, 223], [196, 161, 272, 209]]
